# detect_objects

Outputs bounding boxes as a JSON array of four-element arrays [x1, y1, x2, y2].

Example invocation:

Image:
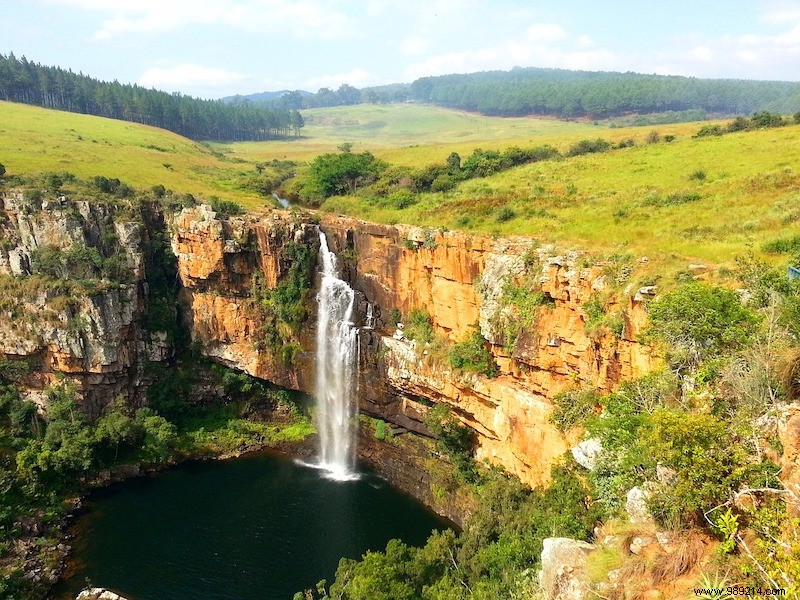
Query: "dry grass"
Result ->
[[651, 532, 708, 583], [780, 348, 800, 401]]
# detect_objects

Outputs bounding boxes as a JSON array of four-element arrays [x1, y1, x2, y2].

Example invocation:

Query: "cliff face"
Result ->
[[172, 207, 656, 486], [6, 196, 799, 512], [0, 191, 170, 416]]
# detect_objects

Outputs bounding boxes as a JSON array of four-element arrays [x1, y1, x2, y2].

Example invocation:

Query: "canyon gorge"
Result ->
[[2, 188, 799, 597]]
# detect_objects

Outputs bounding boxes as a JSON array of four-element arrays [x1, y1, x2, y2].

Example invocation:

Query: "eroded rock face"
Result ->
[[172, 209, 656, 488], [0, 191, 172, 416]]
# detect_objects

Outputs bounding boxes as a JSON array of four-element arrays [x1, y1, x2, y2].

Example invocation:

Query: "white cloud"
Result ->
[[525, 23, 566, 43], [45, 0, 356, 40], [139, 64, 248, 91], [759, 2, 800, 25], [652, 18, 800, 80], [401, 35, 430, 56], [405, 22, 618, 79]]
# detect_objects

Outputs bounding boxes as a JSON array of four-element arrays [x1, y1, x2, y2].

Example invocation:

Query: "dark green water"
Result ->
[[56, 452, 449, 600]]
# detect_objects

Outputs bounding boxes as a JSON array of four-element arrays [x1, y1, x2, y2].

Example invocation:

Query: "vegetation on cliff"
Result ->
[[251, 240, 318, 365], [0, 354, 313, 598], [0, 183, 316, 598], [313, 258, 800, 596], [303, 465, 596, 600]]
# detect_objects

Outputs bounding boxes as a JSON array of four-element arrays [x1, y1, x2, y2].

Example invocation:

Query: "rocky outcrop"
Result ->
[[76, 588, 129, 600], [0, 190, 171, 416], [540, 538, 595, 600]]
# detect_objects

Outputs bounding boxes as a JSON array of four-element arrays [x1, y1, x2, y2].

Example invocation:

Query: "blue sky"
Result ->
[[2, 1, 799, 99]]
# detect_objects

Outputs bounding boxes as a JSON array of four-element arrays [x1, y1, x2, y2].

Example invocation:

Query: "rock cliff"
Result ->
[[0, 190, 172, 416], [172, 207, 656, 486]]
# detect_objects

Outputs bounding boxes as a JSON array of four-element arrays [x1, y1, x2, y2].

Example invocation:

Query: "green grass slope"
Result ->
[[213, 103, 603, 166], [321, 122, 800, 271], [0, 101, 273, 209], [4, 99, 799, 276]]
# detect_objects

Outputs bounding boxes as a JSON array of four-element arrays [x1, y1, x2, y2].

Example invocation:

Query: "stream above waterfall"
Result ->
[[54, 451, 450, 600]]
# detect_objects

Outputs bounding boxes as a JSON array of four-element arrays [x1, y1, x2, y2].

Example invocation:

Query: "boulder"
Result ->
[[572, 438, 602, 470], [626, 486, 653, 524], [76, 589, 129, 600], [540, 537, 595, 600]]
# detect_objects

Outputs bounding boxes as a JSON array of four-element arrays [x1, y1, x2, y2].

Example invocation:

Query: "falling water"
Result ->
[[315, 230, 359, 480], [365, 303, 375, 330]]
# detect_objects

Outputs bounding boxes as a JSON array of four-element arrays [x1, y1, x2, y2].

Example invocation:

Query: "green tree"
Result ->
[[448, 326, 499, 377], [93, 399, 140, 462], [135, 408, 177, 462], [643, 283, 759, 369], [302, 150, 386, 202]]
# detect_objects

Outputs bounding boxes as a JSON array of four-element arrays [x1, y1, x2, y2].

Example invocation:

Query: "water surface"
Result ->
[[57, 452, 448, 599]]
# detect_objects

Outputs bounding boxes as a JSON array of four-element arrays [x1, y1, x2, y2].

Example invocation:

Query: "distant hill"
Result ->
[[409, 67, 800, 118], [237, 67, 800, 120]]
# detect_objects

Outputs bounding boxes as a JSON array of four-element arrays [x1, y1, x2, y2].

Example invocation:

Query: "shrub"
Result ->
[[449, 325, 498, 377], [385, 190, 417, 209], [643, 283, 759, 368], [423, 404, 476, 482], [694, 124, 723, 138], [430, 174, 456, 192], [646, 130, 661, 144], [404, 309, 435, 343], [567, 138, 612, 156], [209, 197, 244, 216], [550, 388, 600, 432], [588, 403, 751, 527], [583, 297, 624, 338], [495, 206, 516, 222], [642, 191, 701, 207], [762, 234, 800, 254], [639, 410, 748, 527], [0, 163, 6, 178]]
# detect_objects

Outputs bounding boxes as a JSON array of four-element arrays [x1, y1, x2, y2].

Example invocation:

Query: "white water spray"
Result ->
[[315, 230, 359, 480]]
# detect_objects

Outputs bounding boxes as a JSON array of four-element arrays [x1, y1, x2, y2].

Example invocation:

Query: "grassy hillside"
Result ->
[[0, 101, 275, 209], [213, 103, 603, 166], [319, 122, 800, 273]]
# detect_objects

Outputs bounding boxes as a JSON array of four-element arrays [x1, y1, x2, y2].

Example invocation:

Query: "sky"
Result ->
[[2, 0, 800, 99]]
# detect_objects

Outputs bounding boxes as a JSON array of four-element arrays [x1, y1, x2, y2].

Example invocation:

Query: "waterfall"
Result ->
[[365, 303, 375, 330], [315, 230, 359, 480]]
